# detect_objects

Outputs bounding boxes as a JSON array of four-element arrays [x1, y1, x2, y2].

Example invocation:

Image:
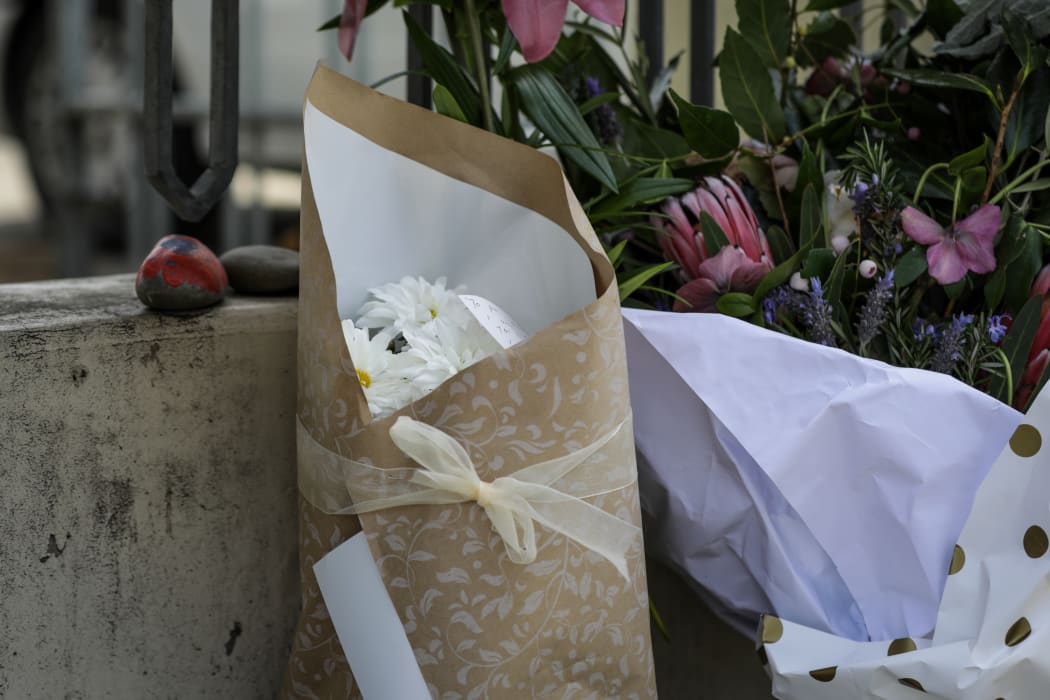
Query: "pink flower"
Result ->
[[900, 204, 1001, 285], [337, 0, 368, 60], [502, 0, 625, 63], [1033, 264, 1050, 297], [672, 246, 768, 313], [655, 175, 774, 280]]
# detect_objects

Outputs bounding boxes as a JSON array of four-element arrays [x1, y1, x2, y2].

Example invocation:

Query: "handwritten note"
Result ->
[[460, 294, 528, 349]]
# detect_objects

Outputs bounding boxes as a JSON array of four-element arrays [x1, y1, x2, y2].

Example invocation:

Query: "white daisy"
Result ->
[[402, 317, 503, 399], [356, 276, 473, 335], [341, 321, 421, 419]]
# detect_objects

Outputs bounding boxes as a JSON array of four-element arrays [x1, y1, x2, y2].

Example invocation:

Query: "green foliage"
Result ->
[[719, 29, 786, 141]]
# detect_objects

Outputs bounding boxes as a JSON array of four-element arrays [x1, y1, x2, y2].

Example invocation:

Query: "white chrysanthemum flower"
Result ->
[[356, 276, 473, 335], [402, 318, 503, 399], [341, 321, 421, 419], [825, 170, 859, 246]]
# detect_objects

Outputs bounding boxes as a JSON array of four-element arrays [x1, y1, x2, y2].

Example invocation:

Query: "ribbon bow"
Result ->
[[342, 416, 640, 580]]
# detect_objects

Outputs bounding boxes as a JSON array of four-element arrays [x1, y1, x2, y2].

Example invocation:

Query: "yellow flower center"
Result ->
[[429, 307, 438, 319], [356, 368, 372, 389]]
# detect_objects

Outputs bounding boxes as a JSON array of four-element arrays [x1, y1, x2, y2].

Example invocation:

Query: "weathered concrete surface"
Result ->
[[0, 274, 772, 699], [0, 275, 299, 699]]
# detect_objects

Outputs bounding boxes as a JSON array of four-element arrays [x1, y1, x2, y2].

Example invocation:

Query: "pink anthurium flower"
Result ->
[[672, 246, 767, 313], [502, 0, 625, 63], [338, 0, 368, 61], [900, 204, 1001, 285]]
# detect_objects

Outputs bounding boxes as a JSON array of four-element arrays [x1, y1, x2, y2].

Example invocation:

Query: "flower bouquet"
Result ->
[[283, 66, 656, 699], [319, 0, 1050, 695]]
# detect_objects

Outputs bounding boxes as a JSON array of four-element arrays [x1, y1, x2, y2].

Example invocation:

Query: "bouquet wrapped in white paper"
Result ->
[[622, 309, 1023, 650]]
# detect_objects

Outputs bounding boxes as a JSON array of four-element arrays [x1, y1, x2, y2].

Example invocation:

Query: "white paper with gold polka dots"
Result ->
[[762, 387, 1050, 699]]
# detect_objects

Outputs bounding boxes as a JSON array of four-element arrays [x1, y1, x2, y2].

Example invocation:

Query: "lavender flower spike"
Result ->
[[988, 314, 1010, 343], [803, 278, 836, 347], [929, 313, 973, 374], [857, 270, 894, 346]]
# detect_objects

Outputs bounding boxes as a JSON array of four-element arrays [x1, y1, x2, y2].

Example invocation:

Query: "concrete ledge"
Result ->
[[1, 275, 299, 698], [0, 274, 772, 699]]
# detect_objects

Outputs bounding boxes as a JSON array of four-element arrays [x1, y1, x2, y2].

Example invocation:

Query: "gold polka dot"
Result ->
[[809, 666, 836, 682], [948, 545, 966, 575], [898, 678, 925, 691], [1010, 424, 1042, 457], [888, 638, 917, 655], [1006, 617, 1032, 646], [760, 615, 783, 644], [1025, 526, 1049, 558]]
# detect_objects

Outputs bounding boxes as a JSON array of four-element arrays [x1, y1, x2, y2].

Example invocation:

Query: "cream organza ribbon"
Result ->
[[297, 416, 640, 579]]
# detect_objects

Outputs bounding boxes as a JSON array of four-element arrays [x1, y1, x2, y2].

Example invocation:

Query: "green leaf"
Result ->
[[1045, 100, 1050, 150], [985, 266, 1007, 310], [432, 84, 468, 123], [492, 26, 518, 76], [894, 247, 928, 288], [700, 211, 731, 256], [926, 0, 964, 39], [606, 239, 628, 267], [882, 68, 997, 104], [720, 28, 786, 141], [797, 13, 856, 67], [944, 278, 967, 299], [802, 247, 835, 281], [799, 184, 822, 249], [1004, 9, 1050, 78], [1011, 178, 1050, 194], [1005, 73, 1050, 166], [803, 0, 856, 10], [511, 65, 618, 191], [948, 143, 987, 175], [754, 243, 809, 301], [736, 0, 791, 68], [766, 224, 795, 263], [717, 292, 758, 317], [990, 294, 1044, 403], [669, 90, 740, 159], [590, 178, 695, 218], [403, 12, 482, 125], [619, 262, 675, 301], [577, 92, 621, 116]]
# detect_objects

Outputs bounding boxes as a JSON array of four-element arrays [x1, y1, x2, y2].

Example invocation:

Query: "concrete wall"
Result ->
[[0, 275, 299, 699], [0, 274, 771, 699]]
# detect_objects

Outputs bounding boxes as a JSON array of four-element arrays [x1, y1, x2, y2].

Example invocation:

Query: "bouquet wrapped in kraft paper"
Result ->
[[282, 65, 656, 699]]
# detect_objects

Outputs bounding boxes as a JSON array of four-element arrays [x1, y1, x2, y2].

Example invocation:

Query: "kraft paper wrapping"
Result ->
[[281, 65, 656, 699]]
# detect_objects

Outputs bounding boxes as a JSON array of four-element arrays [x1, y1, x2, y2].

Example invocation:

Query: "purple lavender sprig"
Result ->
[[584, 77, 622, 147], [856, 270, 894, 346], [803, 278, 836, 347], [929, 313, 974, 374], [987, 314, 1010, 343]]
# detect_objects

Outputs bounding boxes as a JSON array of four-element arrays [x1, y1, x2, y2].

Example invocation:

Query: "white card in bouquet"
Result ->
[[622, 310, 1021, 642], [459, 294, 528, 348], [304, 101, 596, 334], [313, 533, 430, 700]]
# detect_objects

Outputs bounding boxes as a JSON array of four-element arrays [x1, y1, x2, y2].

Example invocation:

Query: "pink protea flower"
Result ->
[[900, 204, 1001, 285], [502, 0, 624, 63], [673, 246, 768, 313], [337, 0, 368, 61], [655, 175, 774, 281], [1016, 265, 1050, 409]]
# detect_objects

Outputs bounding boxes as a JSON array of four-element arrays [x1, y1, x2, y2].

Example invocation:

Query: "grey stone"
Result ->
[[220, 245, 300, 294], [135, 272, 225, 311]]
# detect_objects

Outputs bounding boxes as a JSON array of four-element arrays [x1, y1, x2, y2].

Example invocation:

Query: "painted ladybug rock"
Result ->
[[136, 235, 229, 311]]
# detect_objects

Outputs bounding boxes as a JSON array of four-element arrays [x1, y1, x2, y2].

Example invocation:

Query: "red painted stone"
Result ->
[[136, 235, 229, 311]]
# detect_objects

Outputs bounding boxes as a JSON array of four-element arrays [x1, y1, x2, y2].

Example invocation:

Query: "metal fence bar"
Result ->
[[144, 0, 240, 223], [638, 0, 664, 83], [689, 0, 716, 106], [406, 4, 432, 108]]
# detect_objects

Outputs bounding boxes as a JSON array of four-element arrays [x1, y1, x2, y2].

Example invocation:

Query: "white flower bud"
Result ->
[[790, 272, 809, 291], [831, 235, 850, 254], [859, 260, 878, 278]]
